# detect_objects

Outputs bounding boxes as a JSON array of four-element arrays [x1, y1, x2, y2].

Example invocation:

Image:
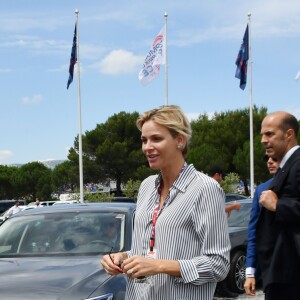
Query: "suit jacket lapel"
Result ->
[[269, 148, 300, 194]]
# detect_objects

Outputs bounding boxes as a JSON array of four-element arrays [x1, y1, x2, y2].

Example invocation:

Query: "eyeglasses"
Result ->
[[264, 154, 278, 162]]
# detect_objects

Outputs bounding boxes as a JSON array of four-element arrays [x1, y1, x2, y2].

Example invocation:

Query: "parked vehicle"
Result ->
[[27, 200, 58, 207], [225, 193, 249, 203], [222, 198, 253, 294], [0, 199, 252, 298], [0, 203, 135, 300], [0, 199, 27, 214], [0, 205, 34, 224], [52, 200, 80, 205]]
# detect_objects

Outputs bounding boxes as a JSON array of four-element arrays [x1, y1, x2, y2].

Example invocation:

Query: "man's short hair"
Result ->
[[208, 165, 225, 177], [281, 113, 299, 137]]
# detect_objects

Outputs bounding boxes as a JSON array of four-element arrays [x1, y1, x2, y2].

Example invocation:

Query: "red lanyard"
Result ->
[[149, 162, 187, 251], [150, 202, 161, 251]]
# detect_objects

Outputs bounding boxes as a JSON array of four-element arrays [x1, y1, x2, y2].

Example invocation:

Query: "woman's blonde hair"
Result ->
[[136, 105, 192, 158]]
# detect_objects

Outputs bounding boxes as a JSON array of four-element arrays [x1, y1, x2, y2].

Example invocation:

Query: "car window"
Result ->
[[227, 202, 252, 227], [0, 211, 126, 256]]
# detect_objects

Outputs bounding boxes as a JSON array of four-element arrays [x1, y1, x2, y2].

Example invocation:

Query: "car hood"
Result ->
[[0, 255, 109, 300]]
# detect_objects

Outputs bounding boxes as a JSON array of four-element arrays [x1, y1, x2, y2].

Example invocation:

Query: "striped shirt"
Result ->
[[125, 164, 230, 300]]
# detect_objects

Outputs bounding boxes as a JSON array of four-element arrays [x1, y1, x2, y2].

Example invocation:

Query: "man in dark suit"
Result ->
[[244, 155, 279, 296], [257, 111, 300, 300]]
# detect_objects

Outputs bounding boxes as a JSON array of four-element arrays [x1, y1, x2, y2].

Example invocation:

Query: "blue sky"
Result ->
[[1, 0, 300, 165]]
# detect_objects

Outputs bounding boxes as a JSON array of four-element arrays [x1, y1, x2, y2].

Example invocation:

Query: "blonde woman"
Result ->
[[101, 105, 230, 300]]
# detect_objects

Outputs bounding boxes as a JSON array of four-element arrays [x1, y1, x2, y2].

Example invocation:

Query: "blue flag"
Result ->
[[67, 25, 77, 89], [235, 25, 249, 90]]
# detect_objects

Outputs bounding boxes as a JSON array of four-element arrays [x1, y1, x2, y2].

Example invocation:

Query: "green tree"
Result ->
[[220, 172, 241, 193], [52, 160, 78, 193], [188, 106, 268, 195], [69, 111, 147, 195], [123, 179, 141, 200], [0, 165, 19, 199], [12, 162, 52, 200]]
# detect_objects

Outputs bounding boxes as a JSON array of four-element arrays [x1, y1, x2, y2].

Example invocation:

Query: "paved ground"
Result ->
[[214, 289, 264, 300]]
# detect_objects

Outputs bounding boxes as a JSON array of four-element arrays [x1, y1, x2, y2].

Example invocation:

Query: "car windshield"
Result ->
[[227, 202, 252, 228], [0, 211, 126, 257]]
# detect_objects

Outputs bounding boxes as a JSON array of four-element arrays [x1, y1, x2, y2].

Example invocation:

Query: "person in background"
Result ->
[[34, 199, 42, 207], [208, 165, 224, 183], [7, 200, 22, 217], [101, 105, 230, 300], [210, 165, 240, 298], [209, 165, 241, 217], [101, 219, 120, 249], [256, 111, 300, 300], [244, 155, 279, 296]]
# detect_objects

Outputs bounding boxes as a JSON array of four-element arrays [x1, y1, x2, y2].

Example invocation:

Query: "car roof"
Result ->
[[225, 193, 248, 198], [226, 198, 252, 205], [12, 202, 137, 218]]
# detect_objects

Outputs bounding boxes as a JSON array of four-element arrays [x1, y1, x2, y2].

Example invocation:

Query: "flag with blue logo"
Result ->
[[235, 25, 249, 90], [67, 25, 77, 89]]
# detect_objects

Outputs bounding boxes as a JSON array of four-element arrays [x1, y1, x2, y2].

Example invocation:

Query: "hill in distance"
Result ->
[[7, 159, 66, 170]]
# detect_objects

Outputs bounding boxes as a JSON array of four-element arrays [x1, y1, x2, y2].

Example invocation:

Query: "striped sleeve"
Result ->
[[177, 179, 230, 284]]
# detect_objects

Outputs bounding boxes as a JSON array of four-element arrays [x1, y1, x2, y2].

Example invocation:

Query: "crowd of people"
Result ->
[[57, 178, 114, 195]]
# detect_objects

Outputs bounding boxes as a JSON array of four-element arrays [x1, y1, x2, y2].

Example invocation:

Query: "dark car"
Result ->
[[225, 193, 249, 203], [0, 200, 252, 299], [0, 202, 135, 300], [222, 198, 253, 294]]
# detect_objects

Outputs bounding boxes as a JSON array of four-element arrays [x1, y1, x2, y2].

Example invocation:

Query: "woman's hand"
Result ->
[[100, 252, 127, 275], [121, 256, 180, 278], [122, 255, 159, 278]]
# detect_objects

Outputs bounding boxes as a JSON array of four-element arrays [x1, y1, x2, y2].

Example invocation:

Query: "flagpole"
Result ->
[[164, 12, 168, 106], [75, 9, 84, 203], [248, 12, 254, 198]]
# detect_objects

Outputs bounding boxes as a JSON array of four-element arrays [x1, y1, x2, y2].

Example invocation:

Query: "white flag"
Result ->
[[295, 70, 300, 81], [138, 25, 166, 85]]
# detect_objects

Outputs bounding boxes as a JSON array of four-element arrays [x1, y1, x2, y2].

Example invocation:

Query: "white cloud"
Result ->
[[80, 44, 107, 60], [0, 35, 106, 63], [168, 1, 300, 46], [186, 113, 200, 121], [0, 150, 13, 161], [96, 49, 144, 75], [21, 94, 43, 105], [0, 68, 12, 72], [0, 35, 69, 56], [0, 14, 63, 32], [186, 112, 215, 122], [48, 63, 69, 72]]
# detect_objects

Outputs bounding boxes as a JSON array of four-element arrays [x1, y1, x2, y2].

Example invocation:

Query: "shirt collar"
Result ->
[[280, 145, 300, 168], [154, 163, 196, 193]]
